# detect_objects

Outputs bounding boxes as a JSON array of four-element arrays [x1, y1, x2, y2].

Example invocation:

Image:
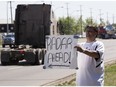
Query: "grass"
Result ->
[[104, 63, 116, 86], [57, 78, 76, 86], [57, 63, 116, 86]]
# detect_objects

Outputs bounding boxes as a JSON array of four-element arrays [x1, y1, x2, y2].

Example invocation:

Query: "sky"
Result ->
[[0, 0, 116, 24]]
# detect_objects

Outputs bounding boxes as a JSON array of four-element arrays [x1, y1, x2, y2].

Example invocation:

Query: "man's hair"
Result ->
[[85, 25, 98, 33]]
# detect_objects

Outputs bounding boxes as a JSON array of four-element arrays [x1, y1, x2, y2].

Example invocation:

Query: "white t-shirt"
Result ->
[[76, 40, 105, 86]]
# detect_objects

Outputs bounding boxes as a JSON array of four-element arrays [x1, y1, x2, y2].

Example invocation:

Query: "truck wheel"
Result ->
[[1, 51, 10, 65], [10, 60, 18, 65], [42, 49, 46, 64], [38, 49, 43, 65], [34, 50, 43, 65], [34, 51, 39, 65], [1, 62, 9, 65]]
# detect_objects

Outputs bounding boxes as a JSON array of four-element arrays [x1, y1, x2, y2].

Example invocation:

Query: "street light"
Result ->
[[52, 6, 63, 18]]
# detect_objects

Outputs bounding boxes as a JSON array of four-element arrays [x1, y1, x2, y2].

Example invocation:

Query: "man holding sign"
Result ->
[[74, 26, 105, 86]]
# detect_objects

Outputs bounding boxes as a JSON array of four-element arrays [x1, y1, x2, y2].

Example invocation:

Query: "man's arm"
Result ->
[[74, 46, 100, 59]]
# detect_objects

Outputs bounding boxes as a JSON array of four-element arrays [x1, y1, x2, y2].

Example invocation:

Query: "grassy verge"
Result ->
[[104, 63, 116, 86], [57, 63, 116, 86]]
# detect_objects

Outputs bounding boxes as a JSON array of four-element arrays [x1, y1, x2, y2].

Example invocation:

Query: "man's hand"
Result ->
[[74, 45, 85, 53]]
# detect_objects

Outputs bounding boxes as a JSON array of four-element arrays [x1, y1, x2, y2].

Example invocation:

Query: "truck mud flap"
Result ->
[[1, 51, 10, 65], [34, 50, 41, 65]]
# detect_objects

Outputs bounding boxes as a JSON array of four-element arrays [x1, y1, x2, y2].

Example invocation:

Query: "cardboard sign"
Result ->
[[43, 35, 78, 69]]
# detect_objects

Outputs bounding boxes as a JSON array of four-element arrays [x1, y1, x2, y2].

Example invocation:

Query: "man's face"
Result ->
[[85, 28, 98, 38]]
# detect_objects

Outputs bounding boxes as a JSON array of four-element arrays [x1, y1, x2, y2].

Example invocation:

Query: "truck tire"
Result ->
[[1, 51, 10, 65], [24, 51, 35, 65], [33, 50, 42, 65], [37, 49, 43, 65], [24, 50, 41, 65], [10, 60, 18, 65], [2, 60, 18, 65], [41, 49, 46, 64], [1, 62, 8, 65], [34, 51, 40, 65]]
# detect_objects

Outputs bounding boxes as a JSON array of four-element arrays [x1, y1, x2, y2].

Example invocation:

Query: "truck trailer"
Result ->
[[0, 3, 58, 65]]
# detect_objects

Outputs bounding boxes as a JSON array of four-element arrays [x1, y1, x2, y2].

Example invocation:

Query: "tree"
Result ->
[[76, 16, 85, 35], [85, 17, 98, 26], [58, 16, 77, 35]]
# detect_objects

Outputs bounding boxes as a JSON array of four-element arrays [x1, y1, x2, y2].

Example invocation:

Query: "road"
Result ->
[[0, 39, 116, 86]]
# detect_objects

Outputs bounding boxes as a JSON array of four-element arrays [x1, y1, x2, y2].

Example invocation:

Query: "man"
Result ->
[[74, 26, 105, 86]]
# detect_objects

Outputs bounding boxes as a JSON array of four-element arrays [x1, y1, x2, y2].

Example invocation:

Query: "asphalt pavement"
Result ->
[[0, 38, 116, 86]]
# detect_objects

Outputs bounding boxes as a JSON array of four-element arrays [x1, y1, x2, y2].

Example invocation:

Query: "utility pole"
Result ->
[[10, 1, 13, 23], [6, 1, 9, 34], [80, 5, 83, 37], [112, 14, 114, 24], [99, 9, 102, 24], [90, 8, 92, 25], [107, 12, 109, 24], [76, 10, 79, 34], [66, 3, 69, 34]]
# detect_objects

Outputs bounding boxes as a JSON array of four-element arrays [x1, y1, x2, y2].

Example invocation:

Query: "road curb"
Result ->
[[41, 73, 76, 86], [105, 59, 116, 66]]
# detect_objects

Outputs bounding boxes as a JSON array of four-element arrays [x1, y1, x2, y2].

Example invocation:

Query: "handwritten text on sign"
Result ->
[[44, 35, 77, 69]]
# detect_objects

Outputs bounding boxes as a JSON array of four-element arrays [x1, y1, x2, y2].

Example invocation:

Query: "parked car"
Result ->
[[2, 33, 15, 48]]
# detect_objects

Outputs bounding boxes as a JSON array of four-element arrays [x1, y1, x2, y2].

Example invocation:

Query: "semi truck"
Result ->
[[98, 24, 116, 39], [0, 3, 58, 65]]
